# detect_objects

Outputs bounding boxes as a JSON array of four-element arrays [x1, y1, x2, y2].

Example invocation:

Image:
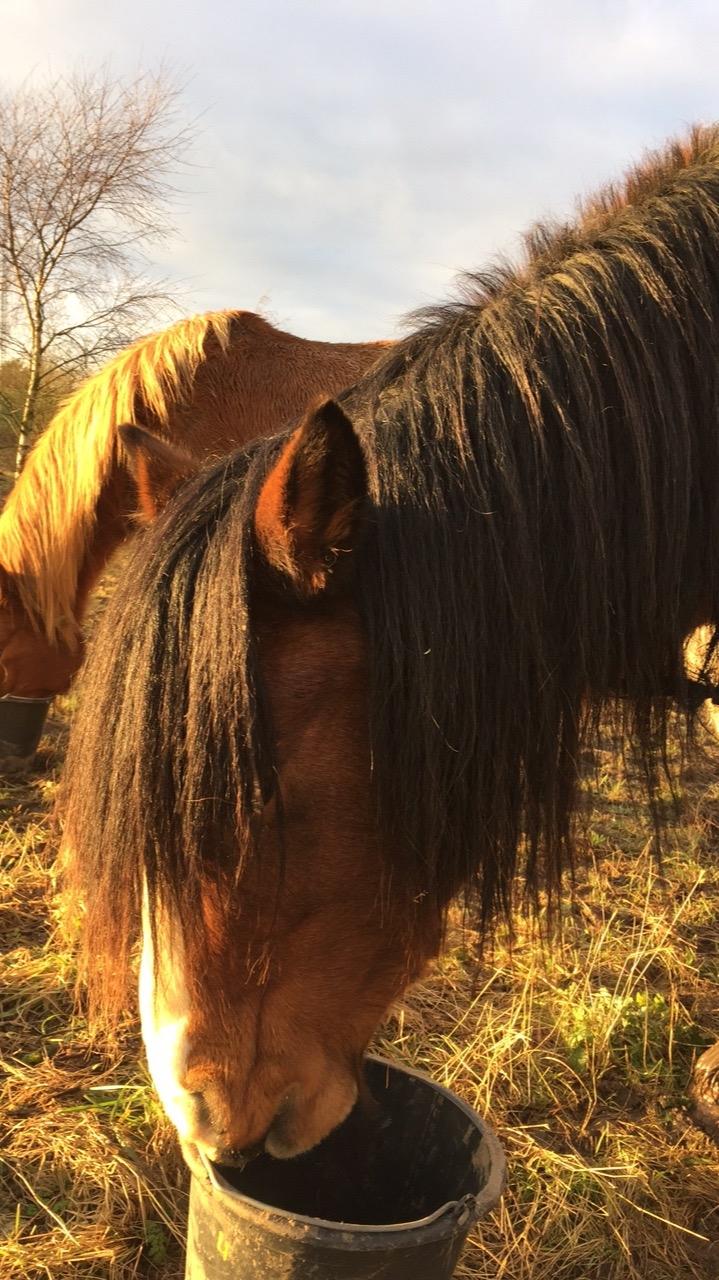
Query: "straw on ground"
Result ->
[[1, 707, 719, 1278]]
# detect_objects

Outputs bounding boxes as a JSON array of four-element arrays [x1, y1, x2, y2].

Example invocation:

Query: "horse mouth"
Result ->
[[184, 1139, 264, 1174]]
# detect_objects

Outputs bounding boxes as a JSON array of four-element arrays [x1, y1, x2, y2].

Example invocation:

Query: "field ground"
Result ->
[[1, 700, 719, 1279]]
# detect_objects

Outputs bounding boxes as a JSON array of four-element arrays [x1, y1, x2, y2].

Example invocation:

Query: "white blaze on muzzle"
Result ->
[[139, 888, 209, 1147], [139, 887, 361, 1161]]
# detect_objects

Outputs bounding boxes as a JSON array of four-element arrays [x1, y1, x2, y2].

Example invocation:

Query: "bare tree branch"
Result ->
[[0, 68, 190, 471]]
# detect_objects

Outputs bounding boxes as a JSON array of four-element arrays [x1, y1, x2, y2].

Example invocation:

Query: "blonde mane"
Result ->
[[0, 310, 233, 645]]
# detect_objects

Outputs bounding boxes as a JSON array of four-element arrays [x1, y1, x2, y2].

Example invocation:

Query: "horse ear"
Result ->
[[118, 423, 198, 520], [254, 398, 367, 595]]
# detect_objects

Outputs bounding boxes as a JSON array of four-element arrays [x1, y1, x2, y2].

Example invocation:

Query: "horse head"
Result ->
[[66, 399, 441, 1163], [0, 570, 81, 766], [144, 402, 439, 1160], [0, 567, 83, 698]]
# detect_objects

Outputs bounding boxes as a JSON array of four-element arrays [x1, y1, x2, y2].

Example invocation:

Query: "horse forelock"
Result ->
[[60, 437, 282, 1022], [62, 125, 719, 1019], [0, 310, 235, 644]]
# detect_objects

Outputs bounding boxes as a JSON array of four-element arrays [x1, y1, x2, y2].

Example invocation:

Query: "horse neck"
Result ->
[[73, 466, 136, 621], [174, 325, 391, 455]]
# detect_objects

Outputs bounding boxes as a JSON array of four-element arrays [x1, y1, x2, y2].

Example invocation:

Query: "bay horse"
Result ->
[[62, 127, 719, 1162], [0, 310, 388, 711]]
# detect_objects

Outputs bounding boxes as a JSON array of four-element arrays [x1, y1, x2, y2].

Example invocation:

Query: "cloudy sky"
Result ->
[[2, 0, 718, 340]]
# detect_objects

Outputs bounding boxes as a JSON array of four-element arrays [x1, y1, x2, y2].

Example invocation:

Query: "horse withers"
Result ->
[[62, 127, 719, 1158]]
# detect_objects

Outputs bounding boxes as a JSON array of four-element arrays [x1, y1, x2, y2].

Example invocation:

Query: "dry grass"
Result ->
[[1, 705, 719, 1277]]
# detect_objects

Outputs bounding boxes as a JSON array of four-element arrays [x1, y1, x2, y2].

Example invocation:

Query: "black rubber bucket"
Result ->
[[0, 695, 51, 766], [184, 1054, 505, 1280]]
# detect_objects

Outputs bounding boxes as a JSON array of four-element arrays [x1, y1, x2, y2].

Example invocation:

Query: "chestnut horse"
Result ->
[[0, 311, 388, 704], [63, 127, 719, 1161]]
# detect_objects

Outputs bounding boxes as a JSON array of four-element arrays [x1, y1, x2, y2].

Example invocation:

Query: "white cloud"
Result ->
[[1, 1, 718, 338]]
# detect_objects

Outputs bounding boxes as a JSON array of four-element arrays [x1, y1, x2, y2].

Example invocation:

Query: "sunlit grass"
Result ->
[[1, 713, 719, 1276]]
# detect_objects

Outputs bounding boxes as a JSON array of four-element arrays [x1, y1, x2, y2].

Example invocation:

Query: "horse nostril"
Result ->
[[216, 1139, 266, 1169], [189, 1091, 212, 1130], [186, 1085, 271, 1166], [237, 1139, 266, 1161]]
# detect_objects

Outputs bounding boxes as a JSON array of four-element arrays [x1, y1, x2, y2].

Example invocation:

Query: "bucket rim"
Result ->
[[0, 694, 53, 705], [185, 1053, 506, 1239]]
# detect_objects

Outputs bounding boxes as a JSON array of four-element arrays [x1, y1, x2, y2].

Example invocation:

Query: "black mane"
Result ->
[[63, 126, 719, 1013]]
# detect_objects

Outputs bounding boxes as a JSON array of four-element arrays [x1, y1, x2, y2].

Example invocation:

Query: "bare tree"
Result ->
[[0, 69, 191, 472]]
